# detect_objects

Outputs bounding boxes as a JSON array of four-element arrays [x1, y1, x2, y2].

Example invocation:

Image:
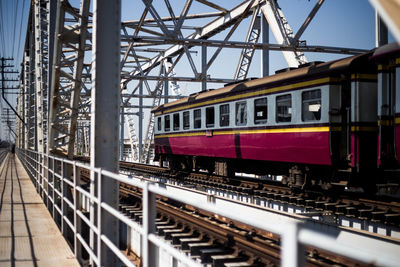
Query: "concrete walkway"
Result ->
[[0, 153, 80, 267]]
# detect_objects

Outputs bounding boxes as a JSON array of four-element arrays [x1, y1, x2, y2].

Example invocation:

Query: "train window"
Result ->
[[183, 111, 190, 129], [173, 113, 180, 131], [276, 94, 292, 122], [254, 98, 268, 124], [302, 89, 321, 121], [194, 109, 201, 129], [220, 104, 230, 127], [236, 101, 247, 126], [165, 115, 170, 131], [157, 117, 161, 131], [206, 107, 215, 128]]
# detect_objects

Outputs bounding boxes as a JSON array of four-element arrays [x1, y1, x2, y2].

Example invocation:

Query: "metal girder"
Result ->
[[34, 0, 50, 153], [21, 46, 35, 150], [261, 0, 307, 67], [140, 53, 184, 163], [48, 0, 91, 158], [122, 11, 223, 25], [127, 35, 368, 55], [125, 107, 140, 161], [90, 0, 121, 264], [292, 0, 325, 45], [196, 0, 228, 13], [120, 74, 236, 83], [234, 12, 261, 80]]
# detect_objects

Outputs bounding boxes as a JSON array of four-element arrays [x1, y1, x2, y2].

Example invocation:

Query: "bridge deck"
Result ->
[[0, 153, 79, 267]]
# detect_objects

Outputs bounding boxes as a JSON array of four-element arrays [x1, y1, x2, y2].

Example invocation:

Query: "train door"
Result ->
[[349, 74, 377, 182], [378, 65, 396, 168], [328, 82, 348, 169]]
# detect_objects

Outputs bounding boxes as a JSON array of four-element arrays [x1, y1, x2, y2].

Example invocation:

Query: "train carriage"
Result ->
[[153, 49, 381, 189], [373, 43, 400, 171]]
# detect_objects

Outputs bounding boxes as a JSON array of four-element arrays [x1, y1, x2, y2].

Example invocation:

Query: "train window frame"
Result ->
[[173, 113, 180, 131], [236, 101, 247, 126], [276, 94, 292, 123], [254, 97, 268, 124], [193, 109, 202, 129], [157, 117, 162, 131], [206, 107, 215, 128], [219, 104, 230, 127], [164, 115, 170, 132], [302, 89, 321, 122], [183, 111, 190, 130]]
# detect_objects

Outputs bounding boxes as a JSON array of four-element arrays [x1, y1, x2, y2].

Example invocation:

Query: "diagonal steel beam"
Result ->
[[196, 0, 228, 13], [143, 0, 171, 37], [172, 0, 194, 36], [261, 0, 307, 67], [234, 9, 262, 80], [66, 0, 90, 158], [206, 0, 256, 71], [163, 0, 198, 77], [292, 0, 325, 45]]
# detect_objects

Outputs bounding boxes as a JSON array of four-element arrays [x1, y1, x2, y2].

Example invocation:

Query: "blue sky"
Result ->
[[0, 0, 396, 141]]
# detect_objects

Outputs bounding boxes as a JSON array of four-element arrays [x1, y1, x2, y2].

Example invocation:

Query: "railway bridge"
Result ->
[[0, 0, 400, 266]]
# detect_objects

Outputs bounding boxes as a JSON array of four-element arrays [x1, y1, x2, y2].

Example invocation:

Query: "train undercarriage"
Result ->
[[157, 154, 399, 195]]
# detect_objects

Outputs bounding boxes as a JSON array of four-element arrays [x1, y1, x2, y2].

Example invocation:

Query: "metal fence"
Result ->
[[16, 148, 399, 267]]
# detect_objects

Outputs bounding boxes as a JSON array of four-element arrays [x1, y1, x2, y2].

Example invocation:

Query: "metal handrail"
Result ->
[[16, 148, 400, 267]]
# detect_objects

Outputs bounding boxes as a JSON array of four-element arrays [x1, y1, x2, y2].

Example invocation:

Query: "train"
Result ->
[[152, 43, 400, 191]]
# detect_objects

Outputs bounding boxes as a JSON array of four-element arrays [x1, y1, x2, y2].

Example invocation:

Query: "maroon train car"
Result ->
[[152, 49, 386, 189], [373, 43, 400, 174]]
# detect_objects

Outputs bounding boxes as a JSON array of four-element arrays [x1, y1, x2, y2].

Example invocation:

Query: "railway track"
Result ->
[[117, 177, 369, 266], [93, 158, 400, 229], [73, 163, 397, 266], [74, 156, 400, 229]]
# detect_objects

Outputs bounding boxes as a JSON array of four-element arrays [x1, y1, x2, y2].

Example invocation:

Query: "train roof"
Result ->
[[152, 50, 374, 114], [371, 42, 400, 61]]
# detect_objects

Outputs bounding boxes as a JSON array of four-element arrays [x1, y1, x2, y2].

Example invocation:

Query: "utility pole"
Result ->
[[1, 57, 25, 127]]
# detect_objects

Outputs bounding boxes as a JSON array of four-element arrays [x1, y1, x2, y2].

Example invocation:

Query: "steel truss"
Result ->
[[19, 0, 370, 162], [48, 0, 91, 158], [18, 1, 49, 151], [33, 0, 51, 153]]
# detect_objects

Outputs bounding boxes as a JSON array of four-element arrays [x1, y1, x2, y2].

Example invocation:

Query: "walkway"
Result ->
[[0, 152, 79, 267]]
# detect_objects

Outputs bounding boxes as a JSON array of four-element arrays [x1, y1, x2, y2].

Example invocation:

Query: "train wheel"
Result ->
[[288, 166, 309, 189], [168, 158, 179, 171], [182, 157, 193, 172]]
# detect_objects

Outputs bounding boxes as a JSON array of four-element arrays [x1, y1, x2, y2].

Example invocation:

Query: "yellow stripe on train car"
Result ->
[[154, 126, 331, 139]]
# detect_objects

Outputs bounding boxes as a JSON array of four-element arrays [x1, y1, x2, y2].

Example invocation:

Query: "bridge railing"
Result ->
[[16, 148, 399, 267]]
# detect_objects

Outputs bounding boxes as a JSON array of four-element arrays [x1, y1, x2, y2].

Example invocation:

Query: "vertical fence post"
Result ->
[[142, 182, 158, 267], [89, 167, 96, 266], [97, 170, 102, 267], [40, 153, 44, 198], [61, 160, 67, 238], [36, 153, 40, 193], [52, 156, 55, 218], [45, 154, 49, 208], [73, 161, 82, 261], [281, 222, 304, 267]]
